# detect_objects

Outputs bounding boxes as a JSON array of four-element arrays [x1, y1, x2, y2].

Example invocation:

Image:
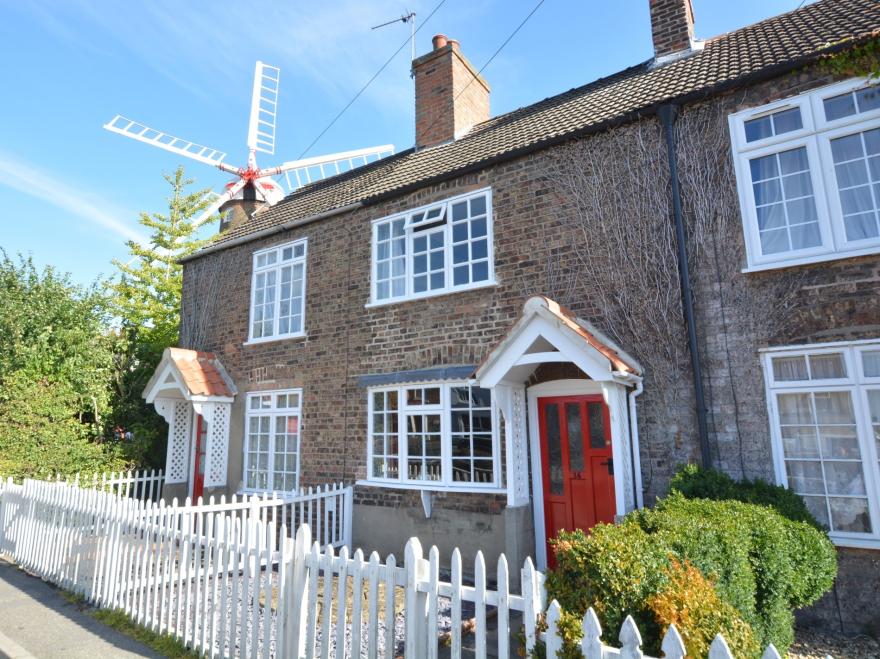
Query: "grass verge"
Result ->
[[61, 591, 198, 658]]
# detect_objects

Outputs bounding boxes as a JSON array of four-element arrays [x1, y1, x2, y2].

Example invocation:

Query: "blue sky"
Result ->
[[1, 0, 808, 285]]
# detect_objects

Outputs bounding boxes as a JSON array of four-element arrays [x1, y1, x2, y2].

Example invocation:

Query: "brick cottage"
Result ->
[[142, 0, 880, 633]]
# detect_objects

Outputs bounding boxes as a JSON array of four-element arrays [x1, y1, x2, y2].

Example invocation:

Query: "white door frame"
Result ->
[[527, 378, 627, 569]]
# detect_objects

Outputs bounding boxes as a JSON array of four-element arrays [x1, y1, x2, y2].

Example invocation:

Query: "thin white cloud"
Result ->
[[0, 152, 146, 244]]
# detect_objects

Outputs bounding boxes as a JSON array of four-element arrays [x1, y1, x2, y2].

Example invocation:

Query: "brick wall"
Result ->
[[181, 63, 880, 631]]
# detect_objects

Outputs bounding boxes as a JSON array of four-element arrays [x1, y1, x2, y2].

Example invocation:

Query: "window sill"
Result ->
[[356, 479, 505, 494], [742, 245, 880, 273], [829, 534, 880, 551], [365, 279, 498, 309], [243, 332, 307, 347]]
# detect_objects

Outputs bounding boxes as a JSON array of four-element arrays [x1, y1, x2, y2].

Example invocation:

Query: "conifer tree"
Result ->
[[108, 167, 216, 466], [110, 166, 216, 348]]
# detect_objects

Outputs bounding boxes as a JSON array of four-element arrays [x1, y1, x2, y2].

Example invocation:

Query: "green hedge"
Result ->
[[669, 464, 820, 528], [545, 494, 837, 657]]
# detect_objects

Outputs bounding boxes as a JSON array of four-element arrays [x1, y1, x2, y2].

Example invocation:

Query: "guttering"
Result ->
[[658, 103, 712, 470], [178, 202, 363, 263]]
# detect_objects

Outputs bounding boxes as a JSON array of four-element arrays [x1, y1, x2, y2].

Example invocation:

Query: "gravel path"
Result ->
[[789, 630, 880, 659]]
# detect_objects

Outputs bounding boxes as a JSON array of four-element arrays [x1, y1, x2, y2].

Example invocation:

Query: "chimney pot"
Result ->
[[432, 34, 448, 50]]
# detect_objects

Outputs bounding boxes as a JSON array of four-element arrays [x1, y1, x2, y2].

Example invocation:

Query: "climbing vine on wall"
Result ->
[[820, 33, 880, 79]]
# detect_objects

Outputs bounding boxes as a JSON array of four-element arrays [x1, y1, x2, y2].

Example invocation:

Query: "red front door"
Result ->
[[192, 414, 207, 501], [538, 395, 616, 566]]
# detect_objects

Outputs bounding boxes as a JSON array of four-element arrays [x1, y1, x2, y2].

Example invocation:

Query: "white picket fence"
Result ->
[[0, 475, 797, 659], [0, 468, 164, 501]]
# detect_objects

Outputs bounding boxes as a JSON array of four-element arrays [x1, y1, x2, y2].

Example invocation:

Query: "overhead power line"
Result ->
[[414, 0, 547, 148], [297, 0, 448, 159]]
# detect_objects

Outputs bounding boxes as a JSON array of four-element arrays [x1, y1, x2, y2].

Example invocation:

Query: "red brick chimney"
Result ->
[[649, 0, 696, 60], [412, 34, 490, 149]]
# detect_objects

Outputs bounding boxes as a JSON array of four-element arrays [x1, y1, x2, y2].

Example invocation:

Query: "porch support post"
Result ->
[[600, 382, 636, 516], [162, 399, 192, 484], [495, 383, 530, 507], [191, 400, 232, 489]]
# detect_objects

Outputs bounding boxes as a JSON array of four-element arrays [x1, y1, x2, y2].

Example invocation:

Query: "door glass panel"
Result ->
[[545, 404, 563, 495], [566, 403, 584, 473], [587, 402, 606, 448]]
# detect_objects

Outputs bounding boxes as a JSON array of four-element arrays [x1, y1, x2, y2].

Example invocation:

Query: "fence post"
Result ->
[[521, 557, 540, 654], [545, 600, 563, 659], [404, 537, 428, 659], [285, 524, 311, 658], [342, 485, 353, 549]]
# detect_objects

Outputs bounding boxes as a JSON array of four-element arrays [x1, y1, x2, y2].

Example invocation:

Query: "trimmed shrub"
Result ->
[[669, 464, 820, 528], [647, 559, 760, 658], [631, 493, 836, 652], [544, 494, 837, 656]]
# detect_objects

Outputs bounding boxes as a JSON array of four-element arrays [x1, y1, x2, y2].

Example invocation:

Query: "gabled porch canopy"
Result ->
[[143, 348, 237, 489], [477, 296, 641, 389], [475, 297, 643, 566]]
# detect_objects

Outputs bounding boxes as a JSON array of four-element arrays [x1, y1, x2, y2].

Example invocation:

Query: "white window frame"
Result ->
[[242, 388, 303, 494], [367, 188, 496, 306], [730, 78, 880, 271], [761, 339, 880, 548], [246, 239, 308, 344], [362, 380, 503, 492]]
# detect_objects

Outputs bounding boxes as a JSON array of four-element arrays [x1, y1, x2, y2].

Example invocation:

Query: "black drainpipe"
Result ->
[[658, 104, 712, 469]]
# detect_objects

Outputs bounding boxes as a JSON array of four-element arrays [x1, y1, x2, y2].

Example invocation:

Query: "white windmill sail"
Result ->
[[262, 145, 396, 191], [104, 59, 395, 234], [104, 116, 229, 168], [247, 61, 281, 156]]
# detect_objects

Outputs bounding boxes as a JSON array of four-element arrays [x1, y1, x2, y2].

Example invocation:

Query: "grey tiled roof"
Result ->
[[209, 0, 879, 249]]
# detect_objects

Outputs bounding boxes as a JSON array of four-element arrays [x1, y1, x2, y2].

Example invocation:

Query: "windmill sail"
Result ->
[[270, 145, 396, 191], [247, 61, 281, 155], [104, 115, 228, 168]]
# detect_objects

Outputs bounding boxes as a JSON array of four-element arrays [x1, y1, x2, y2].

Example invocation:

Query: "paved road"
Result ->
[[0, 560, 161, 659]]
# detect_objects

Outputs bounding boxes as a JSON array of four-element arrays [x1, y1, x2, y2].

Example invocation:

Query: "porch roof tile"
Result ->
[[166, 348, 235, 398]]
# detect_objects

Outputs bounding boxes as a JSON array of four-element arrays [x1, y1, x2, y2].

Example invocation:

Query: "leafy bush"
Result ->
[[544, 494, 837, 657], [669, 464, 820, 528], [647, 559, 760, 658], [632, 494, 836, 652]]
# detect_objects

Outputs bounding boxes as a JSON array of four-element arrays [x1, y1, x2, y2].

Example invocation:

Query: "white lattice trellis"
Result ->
[[166, 400, 192, 484], [497, 384, 531, 507], [192, 401, 231, 488]]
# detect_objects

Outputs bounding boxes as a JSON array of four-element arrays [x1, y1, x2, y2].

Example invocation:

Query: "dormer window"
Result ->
[[370, 188, 494, 305], [729, 78, 880, 271]]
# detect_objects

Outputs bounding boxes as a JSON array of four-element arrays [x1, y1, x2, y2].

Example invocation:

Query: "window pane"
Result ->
[[566, 403, 584, 473], [545, 403, 563, 495], [823, 461, 866, 496], [781, 426, 819, 458], [856, 85, 880, 112], [862, 351, 880, 377], [809, 353, 846, 379], [773, 355, 808, 381], [745, 115, 773, 142], [829, 497, 871, 533], [785, 460, 825, 494], [772, 107, 803, 135], [778, 393, 813, 425], [824, 92, 857, 121]]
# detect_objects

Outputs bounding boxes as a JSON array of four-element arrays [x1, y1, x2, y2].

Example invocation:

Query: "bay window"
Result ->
[[244, 389, 302, 492], [763, 341, 880, 547], [367, 382, 500, 489], [730, 78, 880, 270], [248, 239, 307, 342], [370, 189, 494, 304]]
